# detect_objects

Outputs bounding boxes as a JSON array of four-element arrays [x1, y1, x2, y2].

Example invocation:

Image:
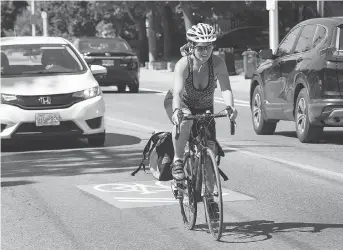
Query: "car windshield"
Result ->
[[0, 44, 85, 77], [79, 39, 132, 53]]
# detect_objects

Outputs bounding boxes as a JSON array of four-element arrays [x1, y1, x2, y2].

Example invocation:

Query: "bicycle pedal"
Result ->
[[176, 182, 187, 190], [213, 191, 219, 197], [172, 190, 178, 199]]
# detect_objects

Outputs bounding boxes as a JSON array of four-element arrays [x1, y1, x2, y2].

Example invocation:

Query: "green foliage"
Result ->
[[1, 1, 28, 36]]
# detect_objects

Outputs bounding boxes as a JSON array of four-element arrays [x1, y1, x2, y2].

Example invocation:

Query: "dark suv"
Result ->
[[73, 37, 140, 93], [250, 17, 343, 143]]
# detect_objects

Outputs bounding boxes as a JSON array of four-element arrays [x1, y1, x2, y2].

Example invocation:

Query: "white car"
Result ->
[[1, 36, 107, 147]]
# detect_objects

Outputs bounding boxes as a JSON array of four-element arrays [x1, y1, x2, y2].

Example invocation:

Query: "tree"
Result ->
[[1, 1, 28, 36], [123, 1, 149, 63], [157, 3, 173, 60]]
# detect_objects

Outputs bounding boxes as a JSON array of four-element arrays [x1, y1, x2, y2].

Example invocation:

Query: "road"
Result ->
[[1, 69, 343, 250]]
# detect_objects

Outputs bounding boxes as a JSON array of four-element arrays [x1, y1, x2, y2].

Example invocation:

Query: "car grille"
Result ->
[[14, 121, 83, 134], [13, 94, 83, 110]]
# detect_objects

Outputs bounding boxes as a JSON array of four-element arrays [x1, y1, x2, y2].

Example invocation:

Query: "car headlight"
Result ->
[[124, 56, 138, 60], [1, 94, 18, 104], [72, 86, 101, 100]]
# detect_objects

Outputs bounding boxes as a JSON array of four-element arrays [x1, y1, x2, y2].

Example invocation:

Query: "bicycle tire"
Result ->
[[179, 153, 197, 230], [202, 148, 224, 241]]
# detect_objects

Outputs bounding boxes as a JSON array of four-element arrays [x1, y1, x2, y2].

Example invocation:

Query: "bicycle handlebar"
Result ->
[[174, 109, 236, 140]]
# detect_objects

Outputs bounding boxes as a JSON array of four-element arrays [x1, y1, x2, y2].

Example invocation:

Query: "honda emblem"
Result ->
[[38, 96, 51, 105]]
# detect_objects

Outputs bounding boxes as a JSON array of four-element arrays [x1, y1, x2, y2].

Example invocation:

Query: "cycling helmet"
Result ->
[[186, 23, 217, 43]]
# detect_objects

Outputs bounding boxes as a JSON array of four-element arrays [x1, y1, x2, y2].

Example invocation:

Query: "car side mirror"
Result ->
[[90, 64, 107, 76], [259, 49, 274, 59]]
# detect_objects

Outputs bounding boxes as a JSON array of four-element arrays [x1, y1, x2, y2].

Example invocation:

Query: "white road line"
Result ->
[[105, 117, 161, 132], [4, 116, 342, 183], [114, 197, 175, 200], [214, 99, 250, 107], [140, 88, 250, 106], [116, 200, 178, 203], [108, 117, 343, 183], [1, 144, 145, 156], [223, 146, 343, 183], [107, 119, 343, 182]]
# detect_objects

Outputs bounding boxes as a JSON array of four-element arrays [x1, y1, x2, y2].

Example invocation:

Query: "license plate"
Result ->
[[35, 113, 60, 127], [102, 60, 114, 66]]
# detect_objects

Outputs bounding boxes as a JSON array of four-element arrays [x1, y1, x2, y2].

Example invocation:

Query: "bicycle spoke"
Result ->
[[202, 148, 223, 241], [178, 154, 197, 230]]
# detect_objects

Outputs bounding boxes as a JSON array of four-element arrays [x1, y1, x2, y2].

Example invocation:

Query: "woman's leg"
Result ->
[[164, 95, 192, 180]]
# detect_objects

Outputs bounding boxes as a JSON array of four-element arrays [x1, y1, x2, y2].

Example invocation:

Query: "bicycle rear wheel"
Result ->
[[202, 148, 224, 241], [179, 152, 197, 230]]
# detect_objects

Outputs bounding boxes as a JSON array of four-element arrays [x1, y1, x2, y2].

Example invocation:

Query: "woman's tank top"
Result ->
[[167, 56, 216, 109]]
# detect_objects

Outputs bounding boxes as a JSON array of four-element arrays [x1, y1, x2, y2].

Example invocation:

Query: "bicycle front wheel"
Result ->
[[179, 152, 197, 230], [202, 148, 224, 241]]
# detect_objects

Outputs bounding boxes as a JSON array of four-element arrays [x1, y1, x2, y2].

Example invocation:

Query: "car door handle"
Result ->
[[277, 61, 284, 66], [296, 58, 303, 63]]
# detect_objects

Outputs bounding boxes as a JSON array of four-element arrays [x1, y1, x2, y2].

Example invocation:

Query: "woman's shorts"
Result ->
[[164, 90, 216, 141]]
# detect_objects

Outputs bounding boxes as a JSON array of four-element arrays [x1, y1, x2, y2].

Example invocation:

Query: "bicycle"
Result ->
[[171, 107, 235, 241]]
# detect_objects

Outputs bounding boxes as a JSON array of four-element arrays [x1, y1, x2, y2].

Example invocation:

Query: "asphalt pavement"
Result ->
[[1, 68, 343, 250]]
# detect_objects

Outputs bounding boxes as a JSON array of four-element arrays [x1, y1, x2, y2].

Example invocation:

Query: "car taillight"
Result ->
[[322, 47, 343, 97], [127, 61, 138, 70]]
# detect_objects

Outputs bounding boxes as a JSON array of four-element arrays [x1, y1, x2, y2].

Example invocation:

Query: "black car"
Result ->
[[250, 17, 343, 143], [215, 26, 286, 54], [73, 37, 140, 93]]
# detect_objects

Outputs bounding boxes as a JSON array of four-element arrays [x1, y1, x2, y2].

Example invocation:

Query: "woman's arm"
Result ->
[[172, 57, 188, 112], [213, 55, 234, 108]]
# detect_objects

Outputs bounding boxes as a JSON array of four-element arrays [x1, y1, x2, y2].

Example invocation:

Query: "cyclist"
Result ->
[[164, 23, 237, 181]]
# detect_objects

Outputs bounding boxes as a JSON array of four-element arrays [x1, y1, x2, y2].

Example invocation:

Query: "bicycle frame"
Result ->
[[187, 118, 211, 198]]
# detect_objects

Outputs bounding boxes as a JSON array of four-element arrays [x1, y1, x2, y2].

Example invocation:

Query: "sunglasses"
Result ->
[[195, 44, 214, 52]]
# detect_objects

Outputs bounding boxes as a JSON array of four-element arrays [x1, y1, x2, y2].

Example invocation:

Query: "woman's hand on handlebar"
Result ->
[[173, 109, 183, 140], [172, 108, 183, 125], [226, 105, 238, 121]]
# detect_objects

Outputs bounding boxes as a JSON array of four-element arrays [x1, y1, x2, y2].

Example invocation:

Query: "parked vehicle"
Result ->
[[215, 26, 286, 54], [1, 36, 107, 146], [250, 17, 343, 143], [73, 37, 140, 93]]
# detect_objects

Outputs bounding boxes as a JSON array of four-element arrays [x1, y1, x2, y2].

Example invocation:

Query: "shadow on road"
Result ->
[[1, 132, 141, 153], [195, 220, 343, 243], [274, 130, 343, 145], [1, 132, 146, 178], [1, 146, 144, 178], [1, 180, 36, 187]]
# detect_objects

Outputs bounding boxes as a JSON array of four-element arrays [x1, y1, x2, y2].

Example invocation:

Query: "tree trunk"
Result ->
[[160, 4, 173, 61], [180, 2, 194, 32], [147, 9, 157, 62], [123, 2, 148, 65], [137, 17, 148, 64]]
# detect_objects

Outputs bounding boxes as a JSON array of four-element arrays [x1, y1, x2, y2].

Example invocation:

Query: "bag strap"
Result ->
[[218, 167, 229, 181], [131, 132, 164, 176]]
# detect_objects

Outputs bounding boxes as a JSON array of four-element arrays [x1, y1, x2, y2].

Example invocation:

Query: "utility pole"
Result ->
[[266, 0, 279, 53], [31, 0, 36, 36], [317, 0, 325, 17], [41, 10, 48, 36]]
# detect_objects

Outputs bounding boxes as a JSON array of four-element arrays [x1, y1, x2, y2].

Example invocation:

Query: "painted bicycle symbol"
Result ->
[[94, 181, 171, 195]]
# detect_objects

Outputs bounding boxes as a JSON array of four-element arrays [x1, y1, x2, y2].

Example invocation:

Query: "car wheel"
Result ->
[[129, 84, 139, 93], [129, 79, 139, 93], [295, 89, 323, 143], [117, 85, 126, 93], [88, 132, 105, 147], [252, 85, 277, 135]]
